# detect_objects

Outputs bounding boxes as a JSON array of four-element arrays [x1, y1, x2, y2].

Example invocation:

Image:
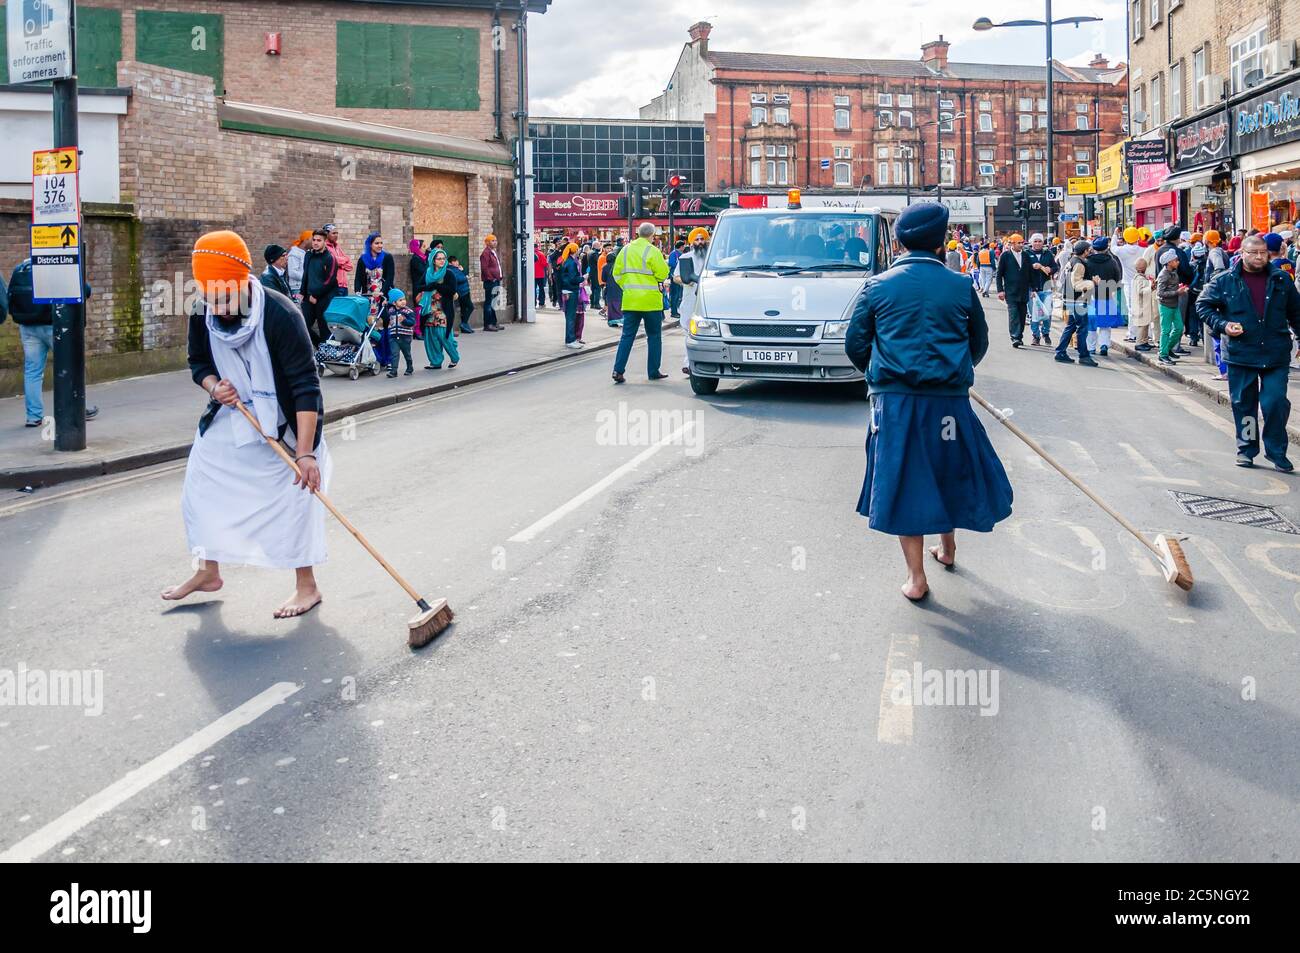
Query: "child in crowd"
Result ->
[[448, 256, 475, 334], [1155, 250, 1185, 366], [1130, 257, 1157, 352], [383, 288, 417, 377]]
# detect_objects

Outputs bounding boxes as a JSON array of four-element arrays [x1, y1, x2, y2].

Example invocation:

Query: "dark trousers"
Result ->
[[482, 279, 500, 327], [301, 291, 335, 344], [563, 289, 580, 343], [1006, 296, 1028, 343], [457, 294, 474, 330], [1228, 364, 1291, 463], [613, 310, 664, 376], [589, 282, 601, 311], [1055, 303, 1091, 358], [388, 335, 413, 373], [535, 277, 546, 307], [669, 282, 684, 318], [1186, 289, 1203, 345]]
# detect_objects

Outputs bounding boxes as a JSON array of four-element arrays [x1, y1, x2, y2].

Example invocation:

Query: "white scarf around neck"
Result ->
[[205, 279, 283, 448]]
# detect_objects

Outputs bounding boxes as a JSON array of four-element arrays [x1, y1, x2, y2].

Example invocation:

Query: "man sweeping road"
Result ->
[[162, 230, 332, 619]]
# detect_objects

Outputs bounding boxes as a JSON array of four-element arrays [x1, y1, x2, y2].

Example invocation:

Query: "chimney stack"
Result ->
[[688, 21, 712, 55], [921, 35, 950, 71], [1089, 53, 1110, 69]]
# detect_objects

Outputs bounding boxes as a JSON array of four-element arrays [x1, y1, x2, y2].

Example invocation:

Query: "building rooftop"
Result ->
[[706, 50, 1122, 84]]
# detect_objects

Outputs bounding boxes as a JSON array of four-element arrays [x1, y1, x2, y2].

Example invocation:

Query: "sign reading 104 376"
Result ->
[[6, 0, 74, 83]]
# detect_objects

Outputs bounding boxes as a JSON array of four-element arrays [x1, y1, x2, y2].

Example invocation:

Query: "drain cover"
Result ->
[[1168, 491, 1300, 534]]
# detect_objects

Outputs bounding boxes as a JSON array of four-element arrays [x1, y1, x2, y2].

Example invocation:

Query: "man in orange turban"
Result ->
[[480, 233, 503, 330], [164, 229, 332, 619], [675, 226, 710, 375]]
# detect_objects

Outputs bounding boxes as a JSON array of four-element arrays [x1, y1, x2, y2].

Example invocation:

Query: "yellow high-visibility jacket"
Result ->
[[613, 238, 669, 311]]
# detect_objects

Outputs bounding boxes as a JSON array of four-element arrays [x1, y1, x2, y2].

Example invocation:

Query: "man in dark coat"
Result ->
[[1196, 234, 1300, 471], [1023, 233, 1058, 346], [299, 229, 338, 345], [995, 233, 1032, 348], [260, 244, 294, 298]]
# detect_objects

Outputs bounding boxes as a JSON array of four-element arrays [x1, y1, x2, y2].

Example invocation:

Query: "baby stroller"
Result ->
[[315, 295, 382, 380]]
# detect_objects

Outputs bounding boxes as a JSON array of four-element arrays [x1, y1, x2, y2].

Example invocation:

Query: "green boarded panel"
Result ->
[[0, 15, 7, 84], [0, 8, 121, 87], [78, 8, 123, 88], [135, 10, 223, 94], [437, 236, 470, 275], [336, 22, 478, 111]]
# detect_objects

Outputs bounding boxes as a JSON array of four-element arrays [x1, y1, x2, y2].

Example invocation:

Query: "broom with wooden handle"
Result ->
[[233, 399, 454, 646], [970, 389, 1194, 591]]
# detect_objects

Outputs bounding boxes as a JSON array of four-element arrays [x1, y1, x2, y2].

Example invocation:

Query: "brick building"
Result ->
[[0, 0, 549, 396], [641, 22, 1128, 199], [1126, 0, 1300, 234]]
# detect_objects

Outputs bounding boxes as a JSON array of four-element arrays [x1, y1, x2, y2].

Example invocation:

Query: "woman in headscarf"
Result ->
[[356, 233, 395, 368], [418, 249, 460, 370], [1084, 236, 1126, 356], [845, 203, 1013, 602], [407, 238, 428, 306], [558, 241, 584, 347]]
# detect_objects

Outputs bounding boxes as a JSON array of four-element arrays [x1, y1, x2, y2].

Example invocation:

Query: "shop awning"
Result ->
[[1159, 163, 1230, 193]]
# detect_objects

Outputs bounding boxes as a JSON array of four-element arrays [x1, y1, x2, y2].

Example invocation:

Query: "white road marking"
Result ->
[[0, 682, 301, 863], [1168, 395, 1237, 438], [1189, 537, 1295, 635], [508, 421, 696, 542], [877, 633, 918, 745], [1118, 442, 1200, 486]]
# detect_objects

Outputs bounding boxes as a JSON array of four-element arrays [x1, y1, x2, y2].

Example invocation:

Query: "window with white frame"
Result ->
[[834, 146, 851, 159], [898, 110, 914, 128], [1150, 75, 1162, 126], [751, 106, 767, 126], [1132, 85, 1144, 133], [1019, 97, 1033, 111], [1038, 114, 1048, 128], [1193, 47, 1206, 90], [980, 172, 995, 187], [834, 94, 851, 107], [876, 93, 892, 107], [1169, 61, 1181, 118], [1150, 0, 1160, 26], [1019, 113, 1033, 131], [1075, 149, 1091, 161], [772, 92, 790, 105], [750, 92, 767, 104], [1076, 163, 1090, 176], [766, 145, 776, 157], [766, 160, 776, 183], [898, 94, 913, 108], [940, 111, 954, 131], [1035, 162, 1045, 185], [776, 160, 788, 185], [1019, 162, 1030, 185], [1035, 149, 1044, 160], [877, 110, 892, 128], [876, 161, 890, 185], [978, 162, 996, 176], [1229, 24, 1269, 92], [979, 113, 993, 132], [1076, 114, 1089, 129], [939, 99, 953, 109], [751, 155, 762, 185], [978, 148, 995, 161], [835, 161, 852, 187], [1019, 148, 1031, 160], [774, 106, 790, 124], [875, 145, 889, 159], [1038, 98, 1047, 112], [1132, 0, 1143, 41], [940, 148, 955, 186], [777, 144, 789, 157], [893, 161, 905, 184], [1076, 103, 1087, 113], [979, 99, 991, 111], [835, 108, 851, 130]]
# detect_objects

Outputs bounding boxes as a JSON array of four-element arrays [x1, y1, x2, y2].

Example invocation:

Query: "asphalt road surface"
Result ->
[[2, 306, 1297, 862]]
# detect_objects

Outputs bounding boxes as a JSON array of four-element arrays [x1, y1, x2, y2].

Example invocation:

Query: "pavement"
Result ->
[[1, 298, 1297, 862], [0, 309, 640, 490]]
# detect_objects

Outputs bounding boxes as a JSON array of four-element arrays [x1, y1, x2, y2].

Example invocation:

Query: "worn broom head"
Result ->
[[408, 597, 454, 649], [1154, 535, 1194, 592]]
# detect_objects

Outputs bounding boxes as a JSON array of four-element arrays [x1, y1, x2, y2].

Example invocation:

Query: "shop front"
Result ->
[[533, 191, 725, 244], [1233, 75, 1300, 232], [1165, 109, 1234, 235], [1132, 161, 1176, 232], [1096, 140, 1130, 233]]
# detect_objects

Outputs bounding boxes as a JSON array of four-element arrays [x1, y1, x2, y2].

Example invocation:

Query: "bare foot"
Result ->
[[161, 570, 223, 601], [928, 545, 956, 569], [273, 587, 322, 619], [901, 577, 929, 601]]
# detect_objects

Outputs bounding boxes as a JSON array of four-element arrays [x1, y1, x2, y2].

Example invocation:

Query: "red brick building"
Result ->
[[642, 22, 1129, 196]]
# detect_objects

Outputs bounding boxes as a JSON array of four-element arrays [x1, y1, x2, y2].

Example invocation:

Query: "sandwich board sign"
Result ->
[[31, 147, 84, 304], [7, 0, 74, 84]]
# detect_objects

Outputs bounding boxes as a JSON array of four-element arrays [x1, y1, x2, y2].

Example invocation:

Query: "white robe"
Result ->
[[182, 409, 332, 569]]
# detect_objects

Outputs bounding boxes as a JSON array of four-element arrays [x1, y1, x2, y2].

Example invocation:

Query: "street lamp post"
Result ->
[[974, 5, 1102, 237], [898, 144, 915, 204], [916, 112, 965, 201]]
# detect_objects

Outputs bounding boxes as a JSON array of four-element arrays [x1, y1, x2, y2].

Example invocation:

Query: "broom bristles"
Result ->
[[1154, 535, 1194, 592], [408, 598, 455, 649]]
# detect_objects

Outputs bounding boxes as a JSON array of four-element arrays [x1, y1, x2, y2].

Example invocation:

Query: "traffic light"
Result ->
[[1012, 187, 1028, 218], [666, 173, 683, 204]]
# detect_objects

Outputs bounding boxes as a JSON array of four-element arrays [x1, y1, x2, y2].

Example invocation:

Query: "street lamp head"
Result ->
[[972, 17, 994, 31]]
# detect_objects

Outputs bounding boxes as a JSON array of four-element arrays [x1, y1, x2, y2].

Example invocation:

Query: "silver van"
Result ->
[[684, 201, 898, 396]]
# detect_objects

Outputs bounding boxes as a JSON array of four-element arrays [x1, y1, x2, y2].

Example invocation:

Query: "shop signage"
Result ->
[[534, 192, 623, 223], [642, 193, 732, 216], [1172, 110, 1231, 170], [1097, 141, 1127, 195], [1067, 175, 1097, 195], [1132, 162, 1171, 194], [1233, 77, 1300, 155], [1125, 139, 1168, 166]]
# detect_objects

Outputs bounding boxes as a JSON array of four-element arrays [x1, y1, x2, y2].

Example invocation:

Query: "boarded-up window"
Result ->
[[413, 169, 469, 267], [0, 6, 121, 87], [135, 11, 224, 94], [336, 22, 479, 110]]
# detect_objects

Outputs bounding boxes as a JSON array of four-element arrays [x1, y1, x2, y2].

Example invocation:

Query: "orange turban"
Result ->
[[687, 226, 710, 244], [1008, 233, 1024, 243], [1190, 232, 1204, 243], [558, 242, 579, 264], [192, 230, 252, 294], [296, 229, 313, 247], [484, 234, 497, 244], [1204, 229, 1221, 246]]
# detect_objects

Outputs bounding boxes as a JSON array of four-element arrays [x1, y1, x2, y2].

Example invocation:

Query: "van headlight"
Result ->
[[690, 317, 721, 336], [823, 319, 850, 339]]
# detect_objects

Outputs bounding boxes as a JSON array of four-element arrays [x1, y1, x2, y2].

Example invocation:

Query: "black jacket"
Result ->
[[188, 287, 325, 449], [559, 257, 582, 292], [408, 254, 428, 299], [260, 265, 293, 298], [300, 248, 338, 300], [1023, 248, 1057, 293], [846, 252, 989, 397], [1196, 260, 1300, 369], [995, 249, 1033, 299]]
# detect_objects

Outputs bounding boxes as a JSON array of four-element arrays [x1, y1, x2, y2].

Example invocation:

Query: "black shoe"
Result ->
[[1079, 359, 1099, 367], [1173, 347, 1188, 355], [1135, 343, 1154, 351], [1099, 345, 1108, 356], [1236, 454, 1255, 468], [387, 371, 398, 378], [612, 372, 626, 384], [461, 326, 475, 334], [1032, 336, 1041, 346], [1271, 457, 1295, 473], [1054, 354, 1074, 364], [85, 405, 99, 421], [404, 368, 413, 376], [1158, 356, 1175, 365], [649, 372, 669, 380], [1042, 334, 1051, 345], [25, 419, 40, 428], [1011, 340, 1023, 348]]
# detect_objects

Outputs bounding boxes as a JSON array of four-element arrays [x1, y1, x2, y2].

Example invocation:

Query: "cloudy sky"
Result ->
[[527, 0, 1128, 118]]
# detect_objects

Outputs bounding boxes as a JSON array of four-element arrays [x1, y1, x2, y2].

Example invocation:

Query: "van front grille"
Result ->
[[725, 323, 819, 338]]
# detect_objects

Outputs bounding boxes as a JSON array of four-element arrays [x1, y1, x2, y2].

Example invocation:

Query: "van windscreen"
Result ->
[[709, 213, 874, 270]]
